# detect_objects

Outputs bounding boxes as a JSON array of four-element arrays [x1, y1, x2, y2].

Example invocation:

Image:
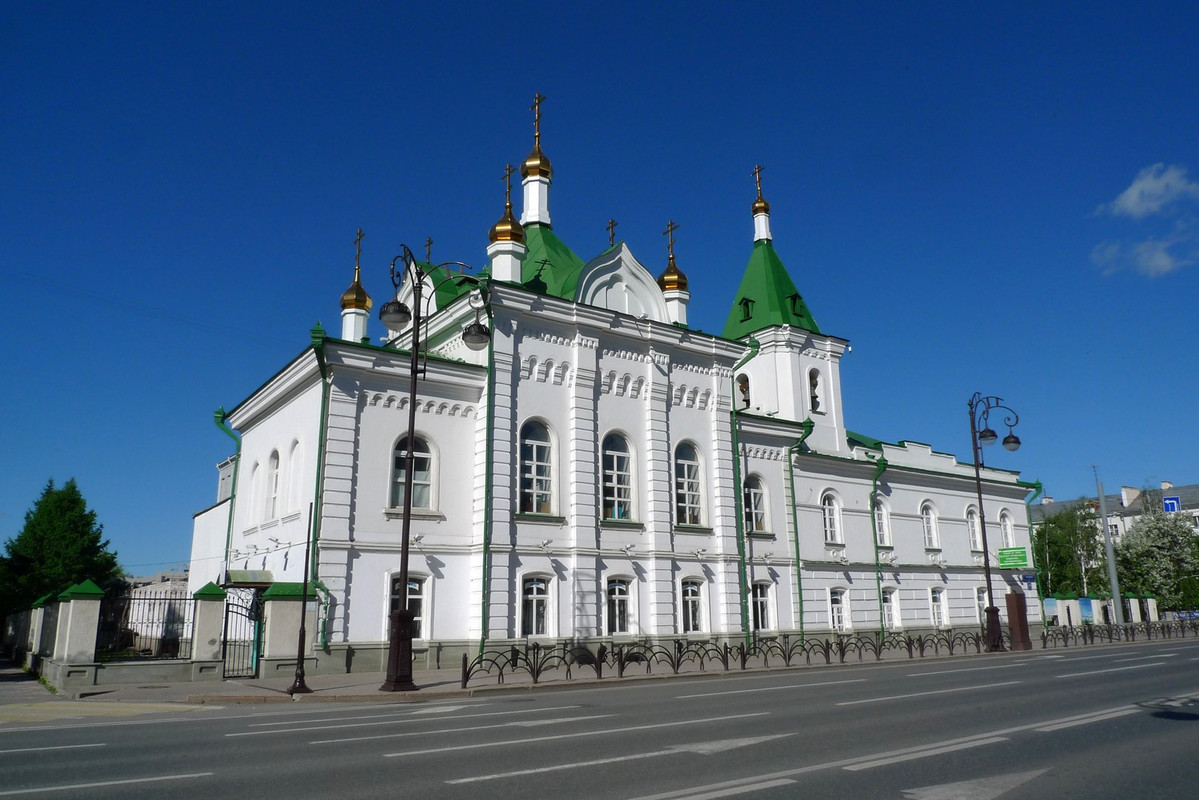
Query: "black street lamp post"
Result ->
[[379, 244, 490, 691], [968, 392, 1022, 653]]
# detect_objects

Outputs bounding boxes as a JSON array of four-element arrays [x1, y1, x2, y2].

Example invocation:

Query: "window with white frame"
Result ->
[[999, 511, 1014, 548], [674, 443, 702, 526], [931, 588, 946, 628], [287, 440, 302, 514], [752, 582, 771, 630], [267, 450, 280, 519], [607, 578, 630, 635], [389, 575, 426, 639], [874, 496, 891, 547], [921, 502, 939, 548], [822, 492, 843, 544], [682, 579, 703, 633], [519, 421, 553, 514], [521, 577, 550, 636], [601, 434, 633, 521], [976, 587, 988, 623], [744, 475, 767, 532], [830, 589, 848, 632], [882, 588, 900, 630], [966, 506, 982, 551], [391, 435, 434, 510]]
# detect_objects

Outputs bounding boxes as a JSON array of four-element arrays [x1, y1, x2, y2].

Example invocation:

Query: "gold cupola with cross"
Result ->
[[488, 163, 528, 283], [657, 219, 690, 325], [340, 228, 373, 341]]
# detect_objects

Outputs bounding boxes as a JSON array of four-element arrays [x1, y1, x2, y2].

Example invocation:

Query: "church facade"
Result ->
[[187, 101, 1040, 671]]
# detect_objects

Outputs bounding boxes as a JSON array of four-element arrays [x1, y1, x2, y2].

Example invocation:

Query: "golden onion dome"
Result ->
[[521, 141, 553, 179], [340, 274, 372, 311], [751, 195, 771, 215], [657, 255, 688, 292], [489, 201, 525, 244]]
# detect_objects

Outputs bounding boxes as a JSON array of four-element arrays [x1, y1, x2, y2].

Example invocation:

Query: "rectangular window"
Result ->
[[682, 580, 702, 633], [675, 452, 702, 526], [874, 503, 891, 547], [752, 583, 770, 630], [931, 589, 946, 628], [602, 446, 632, 520], [744, 480, 766, 532], [882, 590, 899, 630], [389, 577, 425, 639], [607, 579, 629, 635], [830, 590, 846, 632], [521, 442, 553, 514], [521, 578, 548, 637]]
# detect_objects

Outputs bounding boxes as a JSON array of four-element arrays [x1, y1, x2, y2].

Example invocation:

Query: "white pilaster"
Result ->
[[661, 289, 690, 326], [521, 175, 551, 227], [487, 239, 527, 283], [753, 211, 772, 242], [340, 308, 368, 341]]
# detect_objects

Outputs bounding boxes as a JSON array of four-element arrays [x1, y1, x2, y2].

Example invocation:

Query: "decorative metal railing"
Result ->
[[95, 589, 196, 661], [461, 620, 1197, 689]]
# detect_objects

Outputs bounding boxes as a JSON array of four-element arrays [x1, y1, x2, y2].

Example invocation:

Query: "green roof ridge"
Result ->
[[722, 239, 821, 339], [520, 223, 586, 299]]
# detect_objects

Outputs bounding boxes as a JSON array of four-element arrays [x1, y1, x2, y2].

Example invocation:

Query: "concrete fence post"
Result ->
[[189, 582, 227, 681]]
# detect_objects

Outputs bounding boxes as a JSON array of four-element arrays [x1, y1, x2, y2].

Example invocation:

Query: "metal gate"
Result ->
[[222, 588, 263, 678]]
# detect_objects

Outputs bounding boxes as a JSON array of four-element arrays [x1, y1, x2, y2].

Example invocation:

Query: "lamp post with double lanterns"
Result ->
[[378, 244, 490, 692], [968, 392, 1022, 653]]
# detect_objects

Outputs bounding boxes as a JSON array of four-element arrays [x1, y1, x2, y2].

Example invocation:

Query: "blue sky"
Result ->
[[3, 2, 1197, 574]]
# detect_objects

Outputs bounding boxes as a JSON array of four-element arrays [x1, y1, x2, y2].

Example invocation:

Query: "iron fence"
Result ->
[[96, 588, 195, 661]]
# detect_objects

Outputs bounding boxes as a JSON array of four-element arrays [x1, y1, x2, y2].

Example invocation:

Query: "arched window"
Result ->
[[744, 475, 767, 532], [882, 588, 900, 630], [976, 587, 988, 623], [607, 578, 631, 635], [674, 443, 702, 526], [966, 506, 982, 551], [808, 369, 822, 413], [874, 496, 891, 547], [682, 579, 703, 633], [921, 502, 939, 549], [287, 440, 302, 514], [267, 450, 280, 519], [931, 588, 946, 628], [392, 436, 433, 510], [822, 492, 843, 544], [521, 577, 550, 636], [390, 575, 426, 639], [999, 511, 1014, 549], [830, 588, 849, 632], [752, 582, 772, 631], [520, 421, 553, 514], [736, 374, 751, 408], [601, 434, 633, 521]]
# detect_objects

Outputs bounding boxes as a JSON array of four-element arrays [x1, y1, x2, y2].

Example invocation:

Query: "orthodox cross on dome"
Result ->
[[503, 163, 515, 204], [531, 92, 546, 144], [425, 237, 433, 263], [663, 220, 679, 259], [753, 164, 765, 200], [353, 228, 364, 275], [607, 218, 618, 246]]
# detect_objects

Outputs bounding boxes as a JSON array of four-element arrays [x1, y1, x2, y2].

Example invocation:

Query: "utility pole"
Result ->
[[1094, 469, 1125, 626]]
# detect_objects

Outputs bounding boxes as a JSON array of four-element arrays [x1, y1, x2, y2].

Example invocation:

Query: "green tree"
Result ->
[[0, 479, 122, 619], [1115, 507, 1199, 611], [1032, 501, 1105, 597]]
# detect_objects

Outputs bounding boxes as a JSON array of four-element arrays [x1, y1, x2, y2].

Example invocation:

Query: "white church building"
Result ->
[[187, 102, 1040, 671]]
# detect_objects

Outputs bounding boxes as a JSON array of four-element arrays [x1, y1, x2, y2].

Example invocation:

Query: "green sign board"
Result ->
[[998, 547, 1029, 568]]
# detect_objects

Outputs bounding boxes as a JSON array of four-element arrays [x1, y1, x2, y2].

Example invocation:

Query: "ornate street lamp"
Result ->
[[379, 244, 490, 691], [968, 392, 1021, 653]]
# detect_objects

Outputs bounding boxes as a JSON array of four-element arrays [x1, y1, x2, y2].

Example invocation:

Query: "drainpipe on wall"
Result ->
[[786, 418, 815, 642], [730, 337, 760, 648], [479, 285, 496, 657], [309, 325, 331, 587], [868, 454, 890, 640], [1020, 479, 1045, 627], [214, 407, 242, 576]]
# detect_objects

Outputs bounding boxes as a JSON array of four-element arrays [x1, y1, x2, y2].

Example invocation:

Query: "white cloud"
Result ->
[[1101, 163, 1199, 219], [1091, 229, 1196, 277]]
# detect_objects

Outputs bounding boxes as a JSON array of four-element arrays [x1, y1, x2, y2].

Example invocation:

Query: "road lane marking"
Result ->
[[1035, 709, 1140, 731], [311, 715, 612, 744], [677, 678, 865, 698], [383, 712, 770, 757], [835, 680, 1021, 706], [907, 663, 1025, 677], [843, 736, 1008, 770], [1113, 653, 1177, 663], [447, 734, 793, 783], [684, 779, 797, 798], [0, 773, 212, 796], [0, 743, 105, 755], [1055, 663, 1166, 678], [247, 703, 493, 727], [229, 704, 581, 736], [901, 768, 1050, 800]]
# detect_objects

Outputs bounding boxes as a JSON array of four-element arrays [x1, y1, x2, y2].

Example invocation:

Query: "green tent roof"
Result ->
[[519, 223, 586, 299], [722, 239, 820, 340]]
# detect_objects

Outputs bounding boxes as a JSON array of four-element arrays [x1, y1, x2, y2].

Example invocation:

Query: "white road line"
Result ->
[[1035, 709, 1141, 731], [653, 779, 797, 799], [0, 743, 105, 755], [448, 748, 667, 782], [248, 703, 491, 727], [843, 735, 1008, 770], [835, 680, 1021, 706], [908, 663, 1025, 677], [383, 712, 770, 757], [1113, 653, 1177, 663], [228, 704, 580, 736], [311, 715, 612, 744], [1056, 663, 1166, 678], [677, 678, 865, 698], [0, 773, 212, 796]]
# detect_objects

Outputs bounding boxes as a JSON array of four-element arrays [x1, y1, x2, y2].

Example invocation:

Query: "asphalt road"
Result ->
[[3, 639, 1197, 799]]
